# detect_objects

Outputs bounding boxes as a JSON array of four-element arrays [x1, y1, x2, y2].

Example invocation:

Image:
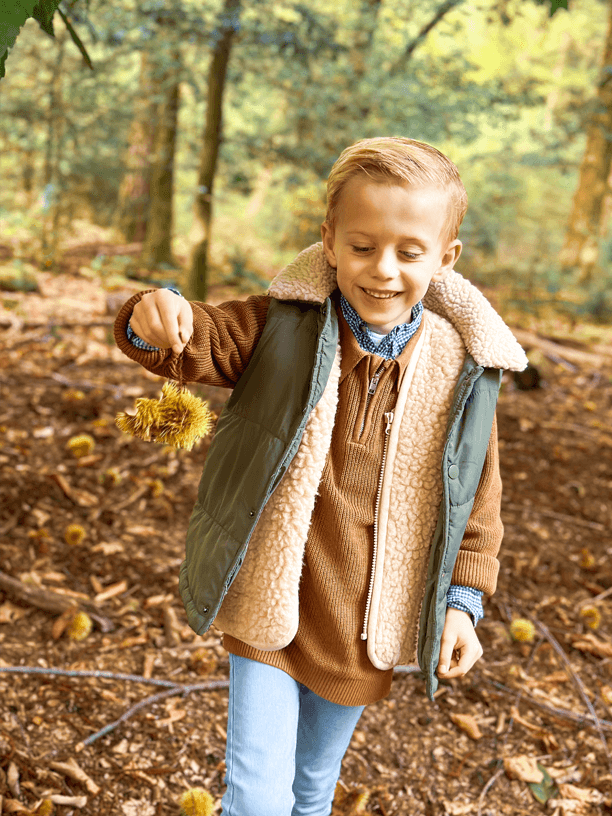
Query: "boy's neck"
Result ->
[[365, 314, 412, 336]]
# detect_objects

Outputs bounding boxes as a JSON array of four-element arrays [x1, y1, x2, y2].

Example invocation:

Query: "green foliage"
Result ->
[[0, 0, 38, 77], [533, 0, 569, 17], [2, 0, 612, 322], [1, 0, 93, 78], [528, 763, 558, 804]]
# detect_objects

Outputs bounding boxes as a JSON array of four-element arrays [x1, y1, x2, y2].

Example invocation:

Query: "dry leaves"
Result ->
[[503, 755, 544, 783], [449, 712, 483, 740]]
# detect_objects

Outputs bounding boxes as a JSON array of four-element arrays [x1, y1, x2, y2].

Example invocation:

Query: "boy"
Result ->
[[114, 137, 527, 815]]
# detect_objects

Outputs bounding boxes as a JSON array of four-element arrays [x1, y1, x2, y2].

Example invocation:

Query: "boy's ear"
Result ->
[[321, 222, 337, 269], [432, 240, 462, 281]]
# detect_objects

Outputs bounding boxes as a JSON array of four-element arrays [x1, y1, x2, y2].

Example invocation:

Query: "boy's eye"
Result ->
[[351, 246, 373, 253], [401, 252, 421, 260]]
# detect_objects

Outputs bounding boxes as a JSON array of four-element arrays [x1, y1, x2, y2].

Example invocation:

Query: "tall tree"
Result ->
[[114, 49, 157, 243], [41, 28, 68, 267], [187, 0, 242, 302], [142, 43, 181, 268], [559, 0, 612, 281]]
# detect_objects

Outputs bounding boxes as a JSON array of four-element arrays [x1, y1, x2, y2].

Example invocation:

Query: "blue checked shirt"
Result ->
[[126, 286, 484, 626]]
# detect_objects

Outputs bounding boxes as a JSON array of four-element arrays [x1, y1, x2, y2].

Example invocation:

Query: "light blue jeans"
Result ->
[[221, 654, 366, 816]]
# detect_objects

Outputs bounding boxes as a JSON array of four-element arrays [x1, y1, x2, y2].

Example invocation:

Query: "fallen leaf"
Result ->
[[91, 541, 124, 555], [558, 784, 605, 804], [442, 802, 474, 815], [3, 800, 31, 813], [449, 712, 482, 740], [529, 764, 558, 804], [50, 794, 88, 808], [0, 601, 27, 624], [50, 757, 101, 796], [547, 799, 589, 814], [94, 579, 128, 603], [504, 755, 544, 783], [571, 632, 612, 659]]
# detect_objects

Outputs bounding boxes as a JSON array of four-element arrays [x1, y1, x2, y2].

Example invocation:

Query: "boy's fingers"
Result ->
[[437, 638, 455, 676]]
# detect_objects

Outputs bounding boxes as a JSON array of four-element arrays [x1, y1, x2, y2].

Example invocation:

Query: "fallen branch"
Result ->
[[0, 665, 187, 688], [477, 766, 504, 816], [475, 636, 545, 815], [511, 328, 612, 368], [0, 570, 114, 632], [503, 504, 606, 532], [484, 679, 612, 733], [79, 680, 230, 748], [534, 619, 611, 772]]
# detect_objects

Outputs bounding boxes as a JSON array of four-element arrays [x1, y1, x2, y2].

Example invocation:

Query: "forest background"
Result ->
[[3, 1, 612, 815], [1, 0, 612, 327]]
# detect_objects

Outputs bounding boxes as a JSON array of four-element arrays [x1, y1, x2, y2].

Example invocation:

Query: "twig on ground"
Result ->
[[484, 679, 612, 732], [476, 636, 544, 815], [0, 569, 114, 632], [503, 504, 606, 532], [79, 680, 230, 748], [0, 665, 230, 750], [0, 665, 188, 688], [477, 766, 504, 816], [588, 585, 612, 604], [534, 619, 612, 773]]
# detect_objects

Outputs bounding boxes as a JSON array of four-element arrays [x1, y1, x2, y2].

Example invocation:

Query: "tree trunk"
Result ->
[[41, 31, 67, 268], [187, 0, 241, 302], [142, 45, 181, 269], [114, 50, 157, 244], [559, 0, 612, 281]]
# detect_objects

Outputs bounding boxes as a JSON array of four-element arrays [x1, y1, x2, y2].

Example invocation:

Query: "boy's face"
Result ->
[[321, 177, 462, 334]]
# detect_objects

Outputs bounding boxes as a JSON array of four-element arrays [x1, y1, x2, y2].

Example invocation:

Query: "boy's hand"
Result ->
[[131, 289, 193, 355], [436, 607, 483, 680]]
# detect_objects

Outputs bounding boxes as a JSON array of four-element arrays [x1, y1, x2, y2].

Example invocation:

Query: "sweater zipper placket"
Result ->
[[361, 409, 394, 641], [358, 362, 386, 438]]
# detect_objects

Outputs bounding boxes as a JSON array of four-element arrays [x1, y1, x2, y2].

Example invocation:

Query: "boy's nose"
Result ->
[[372, 250, 399, 280]]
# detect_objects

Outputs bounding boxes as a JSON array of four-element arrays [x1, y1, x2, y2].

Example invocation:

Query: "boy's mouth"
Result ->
[[361, 287, 399, 300]]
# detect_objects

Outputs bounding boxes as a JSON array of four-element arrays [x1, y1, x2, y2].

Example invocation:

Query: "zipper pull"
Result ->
[[384, 411, 394, 435], [368, 372, 381, 395]]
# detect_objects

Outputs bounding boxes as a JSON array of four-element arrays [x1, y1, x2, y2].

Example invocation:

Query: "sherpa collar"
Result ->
[[268, 242, 528, 372]]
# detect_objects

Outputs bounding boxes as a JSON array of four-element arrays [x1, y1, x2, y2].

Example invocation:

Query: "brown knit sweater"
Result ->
[[114, 289, 503, 706]]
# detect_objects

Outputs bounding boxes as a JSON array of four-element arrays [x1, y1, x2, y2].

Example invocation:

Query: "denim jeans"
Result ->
[[221, 654, 366, 816]]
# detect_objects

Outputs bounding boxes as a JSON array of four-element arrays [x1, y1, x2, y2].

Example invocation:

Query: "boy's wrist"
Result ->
[[446, 585, 484, 627]]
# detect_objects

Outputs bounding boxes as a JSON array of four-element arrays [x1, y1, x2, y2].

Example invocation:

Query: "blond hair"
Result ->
[[325, 136, 468, 245]]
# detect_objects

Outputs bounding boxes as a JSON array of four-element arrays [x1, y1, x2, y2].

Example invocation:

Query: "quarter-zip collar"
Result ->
[[334, 290, 426, 386]]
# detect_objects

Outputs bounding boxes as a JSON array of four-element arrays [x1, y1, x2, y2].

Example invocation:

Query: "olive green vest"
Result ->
[[179, 296, 501, 699]]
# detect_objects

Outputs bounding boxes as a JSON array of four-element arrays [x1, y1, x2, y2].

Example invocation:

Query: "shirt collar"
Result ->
[[333, 291, 426, 385], [339, 293, 424, 360]]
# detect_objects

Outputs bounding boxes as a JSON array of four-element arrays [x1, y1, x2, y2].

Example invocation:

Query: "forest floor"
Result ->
[[1, 239, 612, 816]]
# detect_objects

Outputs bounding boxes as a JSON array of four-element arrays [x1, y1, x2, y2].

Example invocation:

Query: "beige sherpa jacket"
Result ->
[[212, 243, 528, 669]]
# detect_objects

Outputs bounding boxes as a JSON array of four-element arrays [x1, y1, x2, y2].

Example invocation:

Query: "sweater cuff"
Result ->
[[446, 585, 484, 627], [126, 286, 183, 351]]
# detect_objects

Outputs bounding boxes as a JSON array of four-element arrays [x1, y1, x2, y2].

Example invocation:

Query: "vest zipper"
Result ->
[[361, 410, 394, 641], [358, 362, 386, 438]]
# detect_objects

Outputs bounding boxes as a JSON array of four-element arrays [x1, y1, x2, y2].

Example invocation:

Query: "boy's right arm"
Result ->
[[113, 289, 272, 387]]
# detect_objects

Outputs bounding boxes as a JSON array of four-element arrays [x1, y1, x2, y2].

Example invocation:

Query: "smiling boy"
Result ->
[[114, 137, 527, 815]]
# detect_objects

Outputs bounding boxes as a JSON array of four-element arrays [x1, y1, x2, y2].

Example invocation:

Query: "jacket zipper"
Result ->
[[359, 362, 386, 438], [361, 410, 394, 641]]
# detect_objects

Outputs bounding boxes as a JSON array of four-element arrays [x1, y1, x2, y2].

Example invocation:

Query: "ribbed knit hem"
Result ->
[[222, 635, 394, 707], [451, 550, 500, 596]]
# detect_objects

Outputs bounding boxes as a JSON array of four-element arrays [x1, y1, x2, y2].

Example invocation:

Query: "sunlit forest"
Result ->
[[2, 1, 612, 814], [2, 0, 612, 322]]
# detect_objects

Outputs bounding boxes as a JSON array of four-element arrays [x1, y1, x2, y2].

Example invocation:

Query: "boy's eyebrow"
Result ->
[[345, 231, 430, 249]]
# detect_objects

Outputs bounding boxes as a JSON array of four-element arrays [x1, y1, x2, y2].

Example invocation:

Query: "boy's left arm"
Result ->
[[437, 412, 503, 679]]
